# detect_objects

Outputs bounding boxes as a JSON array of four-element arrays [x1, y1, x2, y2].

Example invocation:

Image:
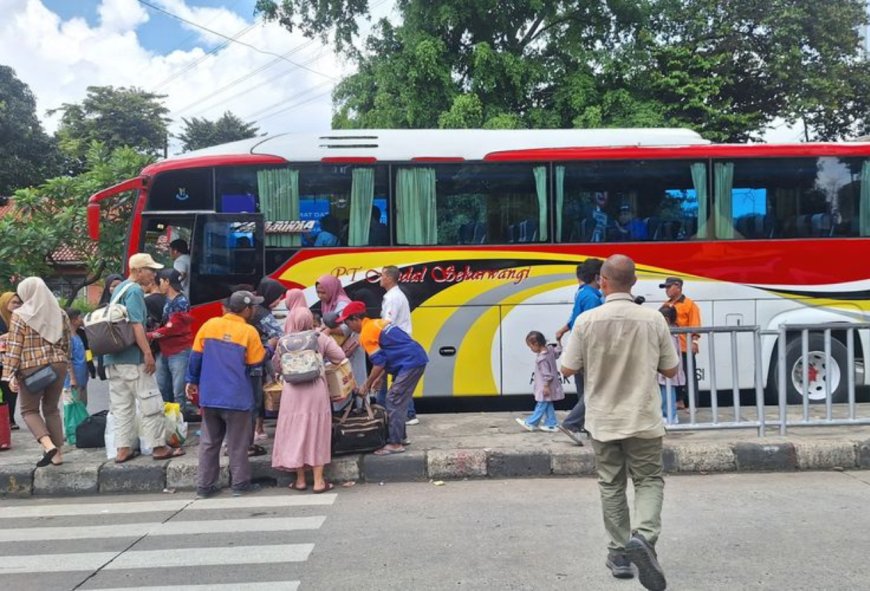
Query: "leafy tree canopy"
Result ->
[[0, 65, 60, 194], [0, 143, 153, 287], [51, 86, 170, 173], [258, 0, 870, 141], [178, 111, 260, 152]]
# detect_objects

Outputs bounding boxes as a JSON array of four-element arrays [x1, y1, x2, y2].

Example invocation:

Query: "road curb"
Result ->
[[5, 438, 870, 496]]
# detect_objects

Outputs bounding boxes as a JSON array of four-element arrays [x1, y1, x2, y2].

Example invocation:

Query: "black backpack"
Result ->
[[75, 410, 108, 449]]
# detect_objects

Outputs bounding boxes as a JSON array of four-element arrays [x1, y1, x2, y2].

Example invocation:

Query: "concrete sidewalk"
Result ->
[[2, 410, 870, 497]]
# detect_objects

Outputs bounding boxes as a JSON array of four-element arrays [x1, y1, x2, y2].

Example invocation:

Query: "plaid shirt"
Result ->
[[2, 313, 71, 381]]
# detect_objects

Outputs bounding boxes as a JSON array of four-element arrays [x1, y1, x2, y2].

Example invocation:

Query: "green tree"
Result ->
[[258, 0, 870, 141], [0, 66, 60, 194], [178, 111, 260, 152], [51, 86, 170, 173], [0, 144, 153, 286]]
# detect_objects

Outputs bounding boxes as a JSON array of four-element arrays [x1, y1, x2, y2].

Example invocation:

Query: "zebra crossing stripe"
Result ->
[[0, 493, 337, 519], [0, 516, 327, 542], [90, 583, 300, 591], [0, 544, 314, 574]]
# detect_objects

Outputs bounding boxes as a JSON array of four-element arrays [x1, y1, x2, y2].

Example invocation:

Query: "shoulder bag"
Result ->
[[83, 282, 137, 356]]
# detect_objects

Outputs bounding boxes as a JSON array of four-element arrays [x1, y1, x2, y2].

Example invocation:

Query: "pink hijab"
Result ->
[[283, 288, 308, 333], [286, 307, 315, 334], [317, 274, 350, 315]]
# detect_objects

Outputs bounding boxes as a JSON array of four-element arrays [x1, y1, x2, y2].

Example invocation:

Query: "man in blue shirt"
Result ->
[[555, 258, 603, 445]]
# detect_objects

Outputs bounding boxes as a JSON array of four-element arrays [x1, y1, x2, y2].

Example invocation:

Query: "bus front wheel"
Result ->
[[772, 335, 848, 405]]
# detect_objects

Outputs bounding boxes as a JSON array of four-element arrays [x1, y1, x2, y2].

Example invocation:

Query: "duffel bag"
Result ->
[[83, 283, 136, 356], [331, 397, 388, 456], [75, 410, 109, 449]]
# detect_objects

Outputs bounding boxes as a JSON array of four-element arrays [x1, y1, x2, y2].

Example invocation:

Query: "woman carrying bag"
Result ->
[[1, 277, 71, 467]]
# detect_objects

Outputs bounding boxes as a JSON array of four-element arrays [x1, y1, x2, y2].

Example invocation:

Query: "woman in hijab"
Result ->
[[316, 275, 366, 387], [0, 291, 23, 434], [95, 274, 125, 381], [272, 307, 345, 493], [1, 277, 71, 467], [282, 288, 308, 333]]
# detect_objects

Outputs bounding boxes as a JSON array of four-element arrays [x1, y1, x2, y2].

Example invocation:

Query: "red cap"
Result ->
[[336, 300, 367, 323]]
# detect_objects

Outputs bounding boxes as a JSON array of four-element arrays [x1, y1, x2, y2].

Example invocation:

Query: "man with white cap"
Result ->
[[107, 253, 183, 463]]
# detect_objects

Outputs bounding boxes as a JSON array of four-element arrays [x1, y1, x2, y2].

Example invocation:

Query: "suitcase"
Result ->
[[0, 404, 11, 451], [75, 410, 108, 449], [331, 397, 388, 456]]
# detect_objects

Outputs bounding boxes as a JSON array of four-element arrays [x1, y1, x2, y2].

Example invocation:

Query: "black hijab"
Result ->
[[99, 274, 126, 306], [257, 278, 286, 309]]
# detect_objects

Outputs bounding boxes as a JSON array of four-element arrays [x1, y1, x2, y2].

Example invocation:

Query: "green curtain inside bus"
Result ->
[[396, 168, 437, 245], [258, 168, 300, 247], [533, 166, 548, 242], [861, 160, 870, 236], [714, 162, 734, 239], [691, 163, 708, 239], [555, 166, 565, 242], [348, 168, 375, 246]]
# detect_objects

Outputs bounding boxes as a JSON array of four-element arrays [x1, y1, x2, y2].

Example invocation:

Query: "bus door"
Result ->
[[140, 214, 195, 270], [190, 213, 265, 305]]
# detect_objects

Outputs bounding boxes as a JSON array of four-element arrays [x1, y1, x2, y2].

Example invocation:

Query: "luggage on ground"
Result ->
[[331, 396, 388, 455], [75, 410, 108, 449], [0, 403, 11, 450]]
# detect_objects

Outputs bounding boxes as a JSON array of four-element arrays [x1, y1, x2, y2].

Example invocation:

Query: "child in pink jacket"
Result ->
[[516, 331, 565, 432]]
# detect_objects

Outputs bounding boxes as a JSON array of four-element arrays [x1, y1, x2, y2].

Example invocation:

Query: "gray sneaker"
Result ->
[[626, 533, 667, 591], [557, 424, 584, 446], [606, 551, 634, 579], [195, 485, 220, 499]]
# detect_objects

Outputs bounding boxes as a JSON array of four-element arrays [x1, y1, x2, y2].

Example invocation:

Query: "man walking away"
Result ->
[[378, 265, 418, 425], [107, 254, 181, 463], [186, 291, 270, 497], [555, 258, 603, 445], [339, 301, 428, 456], [660, 276, 701, 409], [561, 255, 680, 591]]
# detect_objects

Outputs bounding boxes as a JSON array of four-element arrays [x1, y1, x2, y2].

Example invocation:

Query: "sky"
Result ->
[[1, 0, 807, 158], [0, 0, 396, 154]]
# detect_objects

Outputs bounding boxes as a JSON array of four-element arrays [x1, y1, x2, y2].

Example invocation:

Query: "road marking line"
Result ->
[[0, 493, 337, 519], [0, 544, 314, 574], [91, 583, 300, 591], [104, 544, 314, 570], [0, 516, 326, 542]]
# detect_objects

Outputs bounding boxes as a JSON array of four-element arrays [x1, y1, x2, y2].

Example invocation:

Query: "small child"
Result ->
[[516, 331, 565, 432], [658, 306, 684, 425], [63, 308, 89, 407]]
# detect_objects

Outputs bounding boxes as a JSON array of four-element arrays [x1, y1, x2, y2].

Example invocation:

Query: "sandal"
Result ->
[[288, 482, 308, 492], [114, 449, 140, 464], [248, 444, 267, 457], [313, 482, 335, 494], [153, 448, 186, 461], [372, 446, 405, 456], [36, 447, 58, 468]]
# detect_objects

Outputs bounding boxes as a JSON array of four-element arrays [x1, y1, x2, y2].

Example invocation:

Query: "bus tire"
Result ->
[[772, 335, 848, 405]]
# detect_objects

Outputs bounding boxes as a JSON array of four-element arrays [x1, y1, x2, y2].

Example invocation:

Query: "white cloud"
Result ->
[[0, 0, 349, 153]]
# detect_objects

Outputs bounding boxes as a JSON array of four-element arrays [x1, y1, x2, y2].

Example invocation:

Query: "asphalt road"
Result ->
[[1, 472, 869, 591]]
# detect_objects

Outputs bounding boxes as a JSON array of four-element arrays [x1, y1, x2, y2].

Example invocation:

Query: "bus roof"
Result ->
[[174, 128, 710, 162]]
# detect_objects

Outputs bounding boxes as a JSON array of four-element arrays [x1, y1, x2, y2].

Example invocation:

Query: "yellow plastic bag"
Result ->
[[164, 403, 187, 448]]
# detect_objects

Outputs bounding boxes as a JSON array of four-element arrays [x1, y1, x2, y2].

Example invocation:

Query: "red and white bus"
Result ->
[[88, 129, 870, 405]]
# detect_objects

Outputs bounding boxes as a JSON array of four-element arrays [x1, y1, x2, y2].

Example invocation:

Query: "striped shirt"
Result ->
[[2, 313, 71, 380]]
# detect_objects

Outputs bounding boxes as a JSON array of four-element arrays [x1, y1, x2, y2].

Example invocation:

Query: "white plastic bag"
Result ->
[[104, 412, 116, 460]]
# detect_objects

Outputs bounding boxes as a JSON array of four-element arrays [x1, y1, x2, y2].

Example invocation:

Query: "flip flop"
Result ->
[[313, 482, 335, 494], [114, 450, 141, 464], [36, 447, 58, 467], [373, 447, 405, 456], [153, 448, 186, 461], [248, 444, 267, 457], [288, 482, 308, 492]]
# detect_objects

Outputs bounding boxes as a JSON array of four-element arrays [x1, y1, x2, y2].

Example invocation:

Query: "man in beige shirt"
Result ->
[[561, 254, 679, 591]]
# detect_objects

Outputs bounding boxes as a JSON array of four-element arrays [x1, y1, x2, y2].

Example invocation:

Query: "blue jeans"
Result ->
[[660, 384, 678, 424], [377, 374, 417, 419], [525, 401, 557, 428], [156, 349, 192, 411]]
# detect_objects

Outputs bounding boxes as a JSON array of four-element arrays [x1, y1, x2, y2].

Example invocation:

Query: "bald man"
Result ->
[[560, 254, 679, 591]]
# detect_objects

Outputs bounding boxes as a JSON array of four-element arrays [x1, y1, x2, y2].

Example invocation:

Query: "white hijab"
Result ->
[[14, 277, 65, 344]]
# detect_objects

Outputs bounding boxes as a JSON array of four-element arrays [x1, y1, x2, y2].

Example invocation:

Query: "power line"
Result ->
[[252, 84, 336, 124], [136, 0, 337, 81]]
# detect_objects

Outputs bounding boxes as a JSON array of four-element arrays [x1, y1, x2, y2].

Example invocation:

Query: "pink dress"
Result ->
[[271, 333, 346, 470]]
